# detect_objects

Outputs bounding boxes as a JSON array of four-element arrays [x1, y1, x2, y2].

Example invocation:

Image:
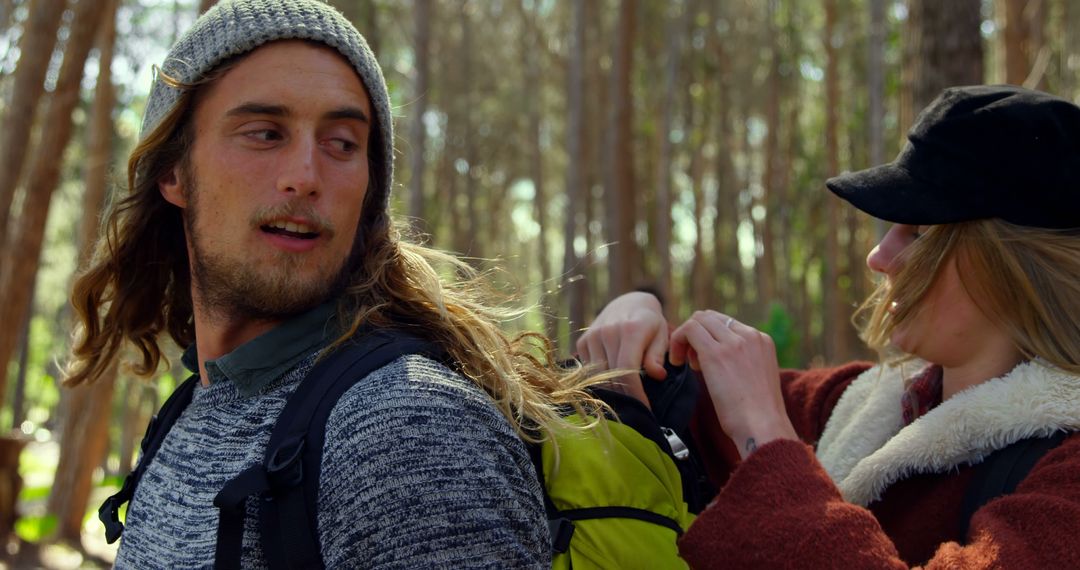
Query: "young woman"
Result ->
[[578, 85, 1080, 568]]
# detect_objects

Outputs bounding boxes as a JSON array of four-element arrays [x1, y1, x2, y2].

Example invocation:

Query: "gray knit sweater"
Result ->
[[113, 352, 550, 568]]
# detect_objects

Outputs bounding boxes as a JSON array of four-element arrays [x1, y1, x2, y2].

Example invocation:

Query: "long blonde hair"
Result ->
[[67, 60, 607, 443], [857, 220, 1080, 373]]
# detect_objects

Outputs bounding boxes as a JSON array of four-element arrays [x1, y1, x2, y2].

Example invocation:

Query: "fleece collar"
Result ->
[[817, 359, 1080, 506]]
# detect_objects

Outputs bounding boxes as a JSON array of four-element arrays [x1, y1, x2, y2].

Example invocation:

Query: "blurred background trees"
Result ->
[[0, 0, 1075, 565]]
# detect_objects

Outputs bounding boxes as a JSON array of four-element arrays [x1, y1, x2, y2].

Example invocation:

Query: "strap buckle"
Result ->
[[266, 436, 305, 491], [549, 518, 575, 553], [662, 427, 690, 460]]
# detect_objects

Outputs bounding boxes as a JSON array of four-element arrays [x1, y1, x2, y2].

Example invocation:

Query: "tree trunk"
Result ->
[[9, 287, 33, 431], [517, 1, 557, 342], [907, 0, 984, 115], [47, 363, 118, 544], [408, 0, 431, 233], [198, 0, 217, 14], [0, 0, 112, 416], [561, 0, 588, 348], [46, 0, 121, 544], [604, 0, 638, 296], [824, 0, 849, 362], [461, 4, 480, 257], [758, 0, 782, 316], [653, 0, 684, 308], [0, 0, 66, 253], [868, 0, 888, 238], [0, 435, 28, 548], [999, 0, 1044, 87]]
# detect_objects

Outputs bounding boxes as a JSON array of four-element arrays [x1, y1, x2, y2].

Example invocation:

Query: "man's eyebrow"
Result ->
[[226, 102, 289, 117], [224, 103, 368, 124], [324, 107, 369, 123]]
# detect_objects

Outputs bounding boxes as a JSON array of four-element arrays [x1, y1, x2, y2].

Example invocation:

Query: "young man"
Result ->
[[67, 1, 599, 566]]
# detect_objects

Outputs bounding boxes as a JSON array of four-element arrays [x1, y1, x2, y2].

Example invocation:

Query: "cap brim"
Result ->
[[825, 163, 969, 226]]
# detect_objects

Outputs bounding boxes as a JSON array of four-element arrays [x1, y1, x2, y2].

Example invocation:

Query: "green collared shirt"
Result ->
[[180, 301, 341, 397]]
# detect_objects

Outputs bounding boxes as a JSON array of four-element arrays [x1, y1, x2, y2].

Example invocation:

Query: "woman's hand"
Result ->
[[669, 311, 797, 458], [576, 292, 670, 408]]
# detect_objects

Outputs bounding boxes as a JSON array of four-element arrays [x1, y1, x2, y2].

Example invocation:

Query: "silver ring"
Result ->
[[724, 316, 735, 329]]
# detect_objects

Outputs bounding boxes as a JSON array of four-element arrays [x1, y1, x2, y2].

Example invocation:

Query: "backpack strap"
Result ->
[[213, 329, 441, 570], [959, 430, 1070, 538], [98, 375, 200, 543]]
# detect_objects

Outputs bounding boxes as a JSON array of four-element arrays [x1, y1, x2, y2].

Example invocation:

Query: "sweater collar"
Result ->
[[817, 359, 1080, 506]]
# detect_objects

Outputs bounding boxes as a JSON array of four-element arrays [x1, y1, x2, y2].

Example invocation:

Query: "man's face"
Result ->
[[160, 40, 372, 321]]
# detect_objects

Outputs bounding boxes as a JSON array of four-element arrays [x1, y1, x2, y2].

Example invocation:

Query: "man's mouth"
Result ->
[[260, 220, 320, 240]]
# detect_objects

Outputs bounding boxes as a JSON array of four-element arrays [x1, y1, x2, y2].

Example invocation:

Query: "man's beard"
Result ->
[[182, 169, 354, 322]]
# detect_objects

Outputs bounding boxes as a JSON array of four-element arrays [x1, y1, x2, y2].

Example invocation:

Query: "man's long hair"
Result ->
[[67, 66, 607, 442]]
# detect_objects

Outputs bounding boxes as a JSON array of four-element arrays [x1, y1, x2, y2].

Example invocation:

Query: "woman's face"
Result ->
[[866, 224, 1011, 369]]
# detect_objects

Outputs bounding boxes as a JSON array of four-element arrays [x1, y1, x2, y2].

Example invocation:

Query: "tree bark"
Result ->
[[907, 0, 983, 115], [408, 0, 431, 233], [868, 0, 887, 238], [824, 0, 850, 362], [517, 1, 557, 342], [46, 0, 121, 544], [561, 0, 588, 347], [0, 0, 112, 416], [47, 363, 117, 544], [0, 0, 66, 253], [653, 0, 684, 309], [604, 0, 638, 296]]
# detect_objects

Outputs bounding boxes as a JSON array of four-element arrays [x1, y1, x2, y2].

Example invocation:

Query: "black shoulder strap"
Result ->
[[99, 374, 200, 543], [213, 329, 441, 570], [959, 430, 1070, 538]]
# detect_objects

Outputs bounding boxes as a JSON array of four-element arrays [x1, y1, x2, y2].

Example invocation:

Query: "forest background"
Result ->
[[0, 0, 1075, 566]]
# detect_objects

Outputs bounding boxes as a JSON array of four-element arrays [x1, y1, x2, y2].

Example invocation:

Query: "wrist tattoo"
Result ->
[[745, 438, 757, 454]]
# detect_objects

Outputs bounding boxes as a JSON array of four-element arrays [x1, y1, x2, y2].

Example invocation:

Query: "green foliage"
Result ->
[[757, 302, 801, 369], [15, 514, 57, 543]]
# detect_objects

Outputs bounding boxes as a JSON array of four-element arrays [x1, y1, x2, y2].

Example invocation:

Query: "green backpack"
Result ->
[[533, 376, 712, 569]]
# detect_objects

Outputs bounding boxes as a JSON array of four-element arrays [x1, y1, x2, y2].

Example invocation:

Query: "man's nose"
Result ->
[[278, 138, 319, 197]]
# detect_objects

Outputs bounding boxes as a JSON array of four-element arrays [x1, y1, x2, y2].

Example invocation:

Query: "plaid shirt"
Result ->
[[900, 364, 944, 426]]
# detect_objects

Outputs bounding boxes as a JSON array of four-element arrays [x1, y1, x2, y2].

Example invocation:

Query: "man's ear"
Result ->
[[159, 166, 187, 208]]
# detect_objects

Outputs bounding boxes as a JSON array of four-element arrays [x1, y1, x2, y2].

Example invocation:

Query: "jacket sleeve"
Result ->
[[315, 355, 550, 569], [679, 434, 1080, 569], [689, 362, 871, 488]]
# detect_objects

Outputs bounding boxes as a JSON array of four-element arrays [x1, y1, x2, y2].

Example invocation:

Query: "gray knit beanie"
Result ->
[[140, 0, 393, 209]]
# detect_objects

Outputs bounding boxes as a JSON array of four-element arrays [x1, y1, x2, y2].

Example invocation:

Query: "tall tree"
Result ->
[[408, 0, 431, 232], [517, 0, 556, 341], [758, 0, 782, 315], [0, 0, 111, 413], [1000, 0, 1047, 88], [868, 0, 887, 238], [0, 0, 66, 252], [560, 0, 588, 346], [604, 0, 638, 296], [653, 0, 684, 307], [46, 0, 121, 545], [906, 0, 984, 115], [823, 0, 850, 362]]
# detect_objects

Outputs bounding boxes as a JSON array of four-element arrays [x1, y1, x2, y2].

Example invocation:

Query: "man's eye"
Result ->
[[246, 129, 282, 142], [328, 139, 358, 153]]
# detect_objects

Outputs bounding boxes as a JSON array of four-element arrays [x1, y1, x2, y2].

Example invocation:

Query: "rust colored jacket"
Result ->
[[681, 360, 1080, 569]]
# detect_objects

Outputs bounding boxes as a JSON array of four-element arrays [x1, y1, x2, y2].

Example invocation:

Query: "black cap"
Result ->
[[826, 85, 1080, 230]]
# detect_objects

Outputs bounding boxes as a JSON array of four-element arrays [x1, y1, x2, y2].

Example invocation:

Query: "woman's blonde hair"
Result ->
[[67, 60, 608, 443], [857, 220, 1080, 373]]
